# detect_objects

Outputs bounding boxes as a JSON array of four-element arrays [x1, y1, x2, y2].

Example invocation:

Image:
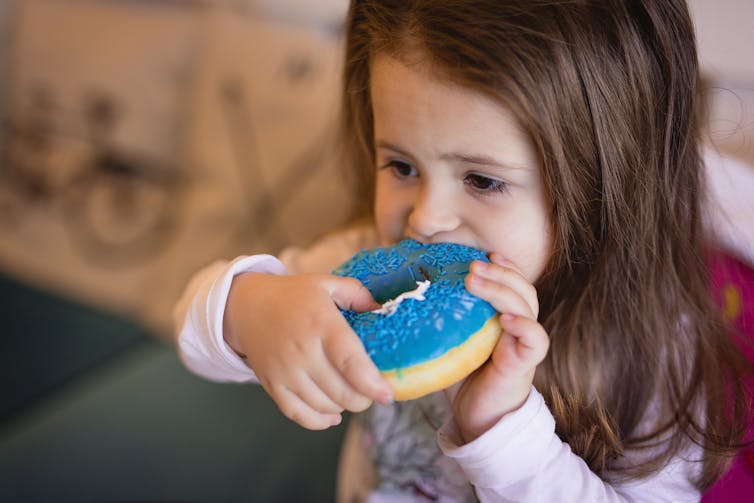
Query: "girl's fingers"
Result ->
[[326, 275, 380, 312], [321, 275, 394, 405], [291, 371, 348, 415], [309, 351, 374, 412], [469, 259, 539, 317], [488, 253, 521, 271], [323, 320, 394, 405], [466, 272, 535, 320], [494, 314, 550, 371], [269, 384, 343, 430]]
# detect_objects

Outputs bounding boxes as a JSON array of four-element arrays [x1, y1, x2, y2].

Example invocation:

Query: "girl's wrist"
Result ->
[[222, 272, 262, 364], [222, 314, 249, 361], [458, 380, 532, 443]]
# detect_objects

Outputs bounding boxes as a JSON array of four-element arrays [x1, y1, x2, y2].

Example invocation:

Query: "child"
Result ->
[[174, 1, 753, 501]]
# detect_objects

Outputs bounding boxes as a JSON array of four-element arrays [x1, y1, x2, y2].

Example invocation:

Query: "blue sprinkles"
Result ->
[[333, 239, 497, 371]]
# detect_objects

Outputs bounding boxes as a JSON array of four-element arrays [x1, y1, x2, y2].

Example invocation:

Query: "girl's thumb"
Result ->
[[327, 276, 380, 313]]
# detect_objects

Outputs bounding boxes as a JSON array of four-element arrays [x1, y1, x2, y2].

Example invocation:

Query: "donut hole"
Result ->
[[368, 260, 439, 304]]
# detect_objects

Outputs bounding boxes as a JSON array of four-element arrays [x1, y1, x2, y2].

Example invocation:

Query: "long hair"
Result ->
[[341, 0, 751, 488]]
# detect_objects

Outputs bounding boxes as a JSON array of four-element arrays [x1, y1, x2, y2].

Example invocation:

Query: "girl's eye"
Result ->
[[464, 173, 507, 194], [386, 160, 417, 178]]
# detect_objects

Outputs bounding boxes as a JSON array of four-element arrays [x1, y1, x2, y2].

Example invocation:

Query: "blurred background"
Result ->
[[0, 0, 751, 501]]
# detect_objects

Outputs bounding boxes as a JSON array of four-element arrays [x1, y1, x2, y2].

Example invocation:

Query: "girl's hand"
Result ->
[[223, 272, 393, 430], [452, 253, 550, 442]]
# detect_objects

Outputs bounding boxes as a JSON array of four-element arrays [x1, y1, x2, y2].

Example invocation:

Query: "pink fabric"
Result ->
[[703, 251, 754, 500]]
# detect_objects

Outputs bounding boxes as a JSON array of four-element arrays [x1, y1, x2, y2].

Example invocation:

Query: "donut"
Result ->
[[333, 239, 501, 401]]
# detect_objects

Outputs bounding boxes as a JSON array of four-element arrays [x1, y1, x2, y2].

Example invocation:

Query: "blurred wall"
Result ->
[[0, 1, 13, 159], [689, 0, 754, 167], [690, 0, 754, 84], [0, 0, 352, 336], [0, 0, 751, 337]]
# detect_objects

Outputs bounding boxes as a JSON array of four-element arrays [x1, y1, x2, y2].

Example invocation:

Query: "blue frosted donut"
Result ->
[[333, 239, 501, 400]]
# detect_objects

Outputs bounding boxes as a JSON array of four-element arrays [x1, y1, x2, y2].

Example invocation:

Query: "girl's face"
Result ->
[[371, 54, 553, 283]]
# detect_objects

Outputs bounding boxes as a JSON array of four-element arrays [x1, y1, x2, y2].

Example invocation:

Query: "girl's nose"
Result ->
[[407, 186, 461, 241]]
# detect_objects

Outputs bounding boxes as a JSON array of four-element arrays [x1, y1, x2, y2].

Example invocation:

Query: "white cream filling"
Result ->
[[371, 280, 431, 316]]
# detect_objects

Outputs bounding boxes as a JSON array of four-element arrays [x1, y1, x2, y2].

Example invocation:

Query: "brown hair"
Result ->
[[341, 0, 752, 489]]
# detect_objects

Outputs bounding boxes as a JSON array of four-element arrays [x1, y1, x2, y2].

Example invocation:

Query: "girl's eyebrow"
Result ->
[[376, 140, 530, 172], [439, 152, 529, 171], [375, 140, 411, 156]]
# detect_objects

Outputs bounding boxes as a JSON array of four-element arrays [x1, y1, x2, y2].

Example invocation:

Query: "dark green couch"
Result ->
[[0, 274, 344, 502]]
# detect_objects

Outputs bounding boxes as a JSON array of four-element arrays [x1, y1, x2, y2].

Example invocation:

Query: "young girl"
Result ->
[[174, 1, 753, 501]]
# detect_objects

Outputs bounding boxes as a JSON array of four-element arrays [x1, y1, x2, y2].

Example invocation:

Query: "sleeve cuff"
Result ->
[[176, 254, 287, 382]]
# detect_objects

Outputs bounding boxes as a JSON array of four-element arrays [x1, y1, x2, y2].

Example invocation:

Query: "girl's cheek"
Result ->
[[374, 190, 410, 244], [374, 204, 398, 244], [378, 214, 405, 245]]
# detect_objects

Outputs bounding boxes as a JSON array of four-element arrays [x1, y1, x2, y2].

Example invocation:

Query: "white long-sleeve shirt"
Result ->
[[173, 148, 754, 502]]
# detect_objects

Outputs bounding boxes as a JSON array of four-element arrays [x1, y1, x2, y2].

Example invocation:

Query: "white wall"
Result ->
[[689, 0, 754, 165], [689, 0, 754, 84]]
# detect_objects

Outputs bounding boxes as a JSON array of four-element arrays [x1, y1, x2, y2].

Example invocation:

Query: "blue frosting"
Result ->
[[333, 239, 497, 371]]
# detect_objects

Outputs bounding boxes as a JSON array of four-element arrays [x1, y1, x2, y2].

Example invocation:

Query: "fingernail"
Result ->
[[379, 389, 394, 405], [489, 252, 511, 265], [331, 414, 342, 426], [501, 313, 516, 322], [473, 260, 488, 272]]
